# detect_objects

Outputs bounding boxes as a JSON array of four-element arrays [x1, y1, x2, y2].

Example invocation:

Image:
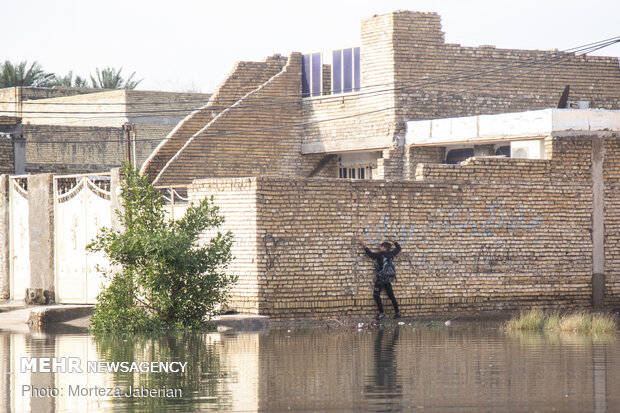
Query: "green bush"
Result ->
[[88, 164, 236, 332]]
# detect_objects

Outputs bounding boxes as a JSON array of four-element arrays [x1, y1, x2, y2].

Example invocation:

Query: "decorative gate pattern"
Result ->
[[9, 177, 29, 300], [158, 186, 189, 221], [54, 175, 111, 303]]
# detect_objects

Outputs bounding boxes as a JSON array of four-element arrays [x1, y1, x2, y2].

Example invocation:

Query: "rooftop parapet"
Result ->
[[405, 109, 620, 146]]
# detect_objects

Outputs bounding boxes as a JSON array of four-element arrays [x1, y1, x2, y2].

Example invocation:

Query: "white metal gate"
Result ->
[[9, 177, 29, 300], [54, 175, 111, 303]]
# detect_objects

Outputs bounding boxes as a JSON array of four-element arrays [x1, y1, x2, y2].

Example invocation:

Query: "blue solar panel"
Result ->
[[354, 47, 360, 92], [302, 54, 311, 98], [332, 50, 342, 94], [343, 48, 353, 93]]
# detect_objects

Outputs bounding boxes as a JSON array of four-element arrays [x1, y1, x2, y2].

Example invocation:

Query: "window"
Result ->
[[446, 148, 474, 164], [496, 146, 511, 157], [332, 47, 360, 94], [302, 53, 322, 98], [338, 165, 373, 179]]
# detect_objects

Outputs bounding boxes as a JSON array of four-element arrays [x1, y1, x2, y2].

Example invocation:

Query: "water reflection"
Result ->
[[0, 322, 618, 412], [364, 326, 403, 412]]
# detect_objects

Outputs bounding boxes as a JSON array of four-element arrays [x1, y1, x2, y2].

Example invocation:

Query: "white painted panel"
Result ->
[[85, 181, 111, 303], [10, 181, 29, 300], [55, 180, 87, 303]]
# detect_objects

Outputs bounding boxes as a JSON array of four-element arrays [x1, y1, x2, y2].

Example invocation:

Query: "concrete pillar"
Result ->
[[591, 137, 605, 307], [27, 174, 54, 304], [0, 175, 9, 300]]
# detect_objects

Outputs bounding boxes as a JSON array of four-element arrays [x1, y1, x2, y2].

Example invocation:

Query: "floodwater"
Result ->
[[0, 321, 618, 412]]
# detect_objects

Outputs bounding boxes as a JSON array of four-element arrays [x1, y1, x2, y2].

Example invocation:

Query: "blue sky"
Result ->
[[2, 0, 619, 92]]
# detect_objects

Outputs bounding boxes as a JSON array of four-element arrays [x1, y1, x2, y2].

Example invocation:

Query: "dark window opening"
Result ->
[[446, 148, 474, 164], [496, 146, 511, 157]]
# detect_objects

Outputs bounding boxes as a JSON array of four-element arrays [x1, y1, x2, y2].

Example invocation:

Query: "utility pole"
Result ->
[[122, 123, 132, 164]]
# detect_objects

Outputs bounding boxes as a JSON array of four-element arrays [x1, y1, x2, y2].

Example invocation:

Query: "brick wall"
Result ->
[[142, 56, 288, 181], [22, 123, 183, 173], [604, 135, 620, 306], [0, 139, 13, 174], [405, 145, 444, 179], [388, 11, 620, 132], [152, 54, 303, 186], [188, 178, 261, 313], [23, 125, 124, 173], [300, 11, 620, 162], [301, 15, 397, 154], [188, 134, 620, 318], [0, 87, 95, 116]]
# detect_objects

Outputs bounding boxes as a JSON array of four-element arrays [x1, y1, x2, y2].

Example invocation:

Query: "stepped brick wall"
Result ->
[[153, 54, 303, 186], [142, 56, 288, 182], [189, 133, 619, 318]]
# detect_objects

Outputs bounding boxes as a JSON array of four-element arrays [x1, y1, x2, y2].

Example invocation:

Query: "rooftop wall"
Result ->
[[406, 109, 620, 145], [0, 87, 95, 116], [390, 11, 620, 132], [19, 89, 211, 127], [301, 11, 620, 154]]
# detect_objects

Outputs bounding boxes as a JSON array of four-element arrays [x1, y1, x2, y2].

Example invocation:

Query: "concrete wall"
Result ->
[[189, 134, 619, 318], [0, 175, 9, 299], [27, 174, 54, 303]]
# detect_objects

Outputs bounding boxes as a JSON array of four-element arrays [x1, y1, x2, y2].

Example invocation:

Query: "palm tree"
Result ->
[[51, 71, 91, 88], [90, 67, 142, 90], [0, 60, 55, 88]]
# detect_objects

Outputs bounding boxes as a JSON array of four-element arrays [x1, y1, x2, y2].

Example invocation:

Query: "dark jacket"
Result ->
[[364, 242, 401, 275]]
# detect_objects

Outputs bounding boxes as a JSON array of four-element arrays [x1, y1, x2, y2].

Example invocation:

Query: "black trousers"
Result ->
[[373, 279, 399, 314]]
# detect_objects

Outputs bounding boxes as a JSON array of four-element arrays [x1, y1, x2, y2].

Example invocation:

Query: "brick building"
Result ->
[[190, 109, 620, 317], [2, 10, 620, 315], [137, 10, 620, 317], [142, 10, 620, 185], [0, 86, 211, 173]]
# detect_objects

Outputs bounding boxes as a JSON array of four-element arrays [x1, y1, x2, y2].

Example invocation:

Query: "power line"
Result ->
[[22, 40, 619, 146], [1, 36, 618, 119], [8, 36, 620, 148]]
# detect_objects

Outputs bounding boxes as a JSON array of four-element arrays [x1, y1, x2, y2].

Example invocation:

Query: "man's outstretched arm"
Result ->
[[388, 236, 401, 256], [357, 237, 381, 258]]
